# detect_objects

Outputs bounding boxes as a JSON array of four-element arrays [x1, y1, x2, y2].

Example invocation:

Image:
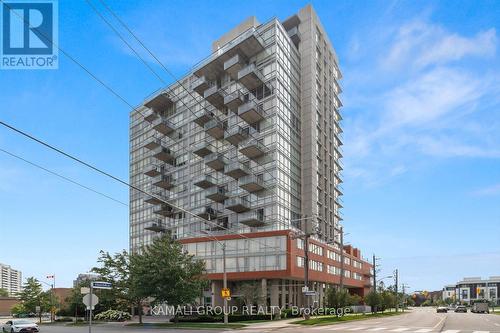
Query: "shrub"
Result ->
[[94, 309, 131, 322]]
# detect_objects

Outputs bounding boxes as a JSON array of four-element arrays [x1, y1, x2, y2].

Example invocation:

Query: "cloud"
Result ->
[[472, 183, 500, 196], [343, 19, 500, 185], [383, 20, 497, 70]]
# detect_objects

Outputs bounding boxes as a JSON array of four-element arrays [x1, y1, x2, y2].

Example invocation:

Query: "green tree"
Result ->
[[131, 234, 206, 322], [236, 281, 264, 307], [365, 290, 382, 313], [11, 303, 26, 316], [92, 250, 146, 323], [325, 287, 354, 309], [18, 277, 52, 322], [61, 282, 87, 318], [0, 288, 9, 297], [381, 291, 396, 311]]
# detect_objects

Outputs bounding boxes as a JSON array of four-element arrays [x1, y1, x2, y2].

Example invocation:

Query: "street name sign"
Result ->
[[92, 281, 112, 290]]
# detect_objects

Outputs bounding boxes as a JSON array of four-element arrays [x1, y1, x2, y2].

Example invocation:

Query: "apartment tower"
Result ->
[[130, 5, 372, 308], [0, 263, 22, 296]]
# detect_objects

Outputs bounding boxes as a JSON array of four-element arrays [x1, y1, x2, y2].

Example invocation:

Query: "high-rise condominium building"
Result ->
[[0, 263, 22, 297], [130, 5, 372, 307]]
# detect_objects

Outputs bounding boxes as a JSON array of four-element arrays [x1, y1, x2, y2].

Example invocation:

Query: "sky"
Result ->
[[0, 0, 499, 292]]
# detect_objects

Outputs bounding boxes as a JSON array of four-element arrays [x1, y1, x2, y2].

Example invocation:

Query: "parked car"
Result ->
[[2, 319, 39, 332], [436, 306, 448, 313], [455, 305, 467, 313]]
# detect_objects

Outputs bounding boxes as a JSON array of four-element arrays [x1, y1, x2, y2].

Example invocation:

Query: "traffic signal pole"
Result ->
[[222, 243, 228, 325]]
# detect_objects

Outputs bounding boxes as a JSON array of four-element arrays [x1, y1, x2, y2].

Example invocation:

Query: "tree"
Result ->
[[236, 281, 264, 307], [131, 234, 206, 322], [92, 250, 145, 323], [365, 290, 382, 313], [61, 282, 87, 318], [326, 287, 350, 309], [0, 288, 9, 297], [18, 277, 52, 322], [11, 303, 26, 316], [380, 291, 396, 311]]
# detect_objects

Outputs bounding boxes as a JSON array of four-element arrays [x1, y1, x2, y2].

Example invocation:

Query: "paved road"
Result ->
[[274, 307, 500, 333], [3, 308, 500, 333]]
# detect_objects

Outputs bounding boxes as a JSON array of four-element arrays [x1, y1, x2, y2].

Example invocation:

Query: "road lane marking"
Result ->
[[367, 328, 387, 331], [310, 326, 348, 330], [442, 330, 460, 333], [347, 327, 366, 331], [472, 331, 490, 333], [414, 329, 433, 333], [390, 329, 410, 332]]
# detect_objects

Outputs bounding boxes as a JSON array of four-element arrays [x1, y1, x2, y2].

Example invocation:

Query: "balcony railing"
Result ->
[[224, 196, 251, 213], [223, 54, 245, 79], [223, 91, 244, 112], [224, 125, 249, 145], [287, 26, 300, 45], [151, 117, 175, 135], [193, 174, 217, 189], [144, 92, 174, 112], [144, 218, 168, 233], [204, 85, 225, 109], [205, 186, 228, 203], [238, 100, 264, 125], [193, 109, 215, 127], [153, 203, 177, 217], [238, 174, 265, 193], [239, 139, 266, 160], [194, 205, 218, 220], [237, 63, 265, 90], [204, 119, 226, 139], [152, 174, 175, 190], [204, 153, 228, 171], [239, 209, 265, 227], [224, 161, 250, 179], [191, 76, 209, 95], [192, 142, 215, 157], [152, 146, 175, 165], [143, 108, 159, 123], [142, 136, 162, 151]]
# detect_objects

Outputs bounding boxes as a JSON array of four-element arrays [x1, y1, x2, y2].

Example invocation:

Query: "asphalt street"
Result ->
[[3, 308, 500, 333]]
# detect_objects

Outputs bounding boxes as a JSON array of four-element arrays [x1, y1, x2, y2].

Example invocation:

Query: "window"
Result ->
[[297, 256, 305, 267]]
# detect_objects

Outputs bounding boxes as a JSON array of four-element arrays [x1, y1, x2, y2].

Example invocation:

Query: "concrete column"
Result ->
[[319, 283, 324, 307], [260, 278, 268, 307], [281, 280, 287, 308], [212, 281, 223, 307], [270, 280, 279, 307]]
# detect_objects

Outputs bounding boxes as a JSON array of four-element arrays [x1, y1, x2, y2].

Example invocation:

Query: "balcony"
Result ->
[[144, 165, 163, 177], [192, 142, 215, 158], [207, 217, 228, 231], [144, 218, 168, 233], [143, 108, 159, 123], [152, 174, 175, 190], [193, 109, 215, 127], [224, 54, 245, 79], [144, 92, 174, 113], [204, 85, 225, 109], [237, 64, 265, 90], [204, 153, 228, 171], [224, 197, 250, 213], [205, 186, 228, 203], [153, 203, 177, 217], [143, 191, 165, 205], [152, 146, 175, 165], [194, 206, 218, 220], [239, 175, 265, 193], [191, 76, 209, 95], [238, 100, 264, 124], [151, 117, 175, 135], [224, 161, 250, 179], [193, 28, 265, 80], [239, 139, 266, 160], [224, 126, 249, 145], [193, 174, 217, 189], [223, 91, 244, 112], [143, 136, 162, 150], [204, 119, 226, 140], [239, 209, 265, 227]]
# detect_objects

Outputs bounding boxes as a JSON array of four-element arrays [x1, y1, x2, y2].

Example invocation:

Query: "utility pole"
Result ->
[[372, 255, 377, 293], [401, 283, 410, 312], [222, 243, 228, 325], [303, 232, 311, 318], [394, 269, 399, 313]]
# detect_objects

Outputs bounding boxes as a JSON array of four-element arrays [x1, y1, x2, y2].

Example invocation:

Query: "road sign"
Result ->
[[304, 291, 317, 297], [221, 288, 231, 298], [83, 294, 99, 310], [92, 281, 112, 290], [81, 287, 90, 294], [302, 286, 309, 293]]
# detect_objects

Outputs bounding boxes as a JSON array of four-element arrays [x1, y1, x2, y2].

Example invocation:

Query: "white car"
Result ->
[[2, 319, 39, 332]]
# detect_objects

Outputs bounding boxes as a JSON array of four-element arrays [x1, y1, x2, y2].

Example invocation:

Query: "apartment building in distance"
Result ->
[[0, 263, 22, 297], [443, 277, 500, 305], [129, 4, 372, 308]]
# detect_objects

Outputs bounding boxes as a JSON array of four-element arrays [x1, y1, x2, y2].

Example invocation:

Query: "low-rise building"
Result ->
[[443, 276, 500, 305]]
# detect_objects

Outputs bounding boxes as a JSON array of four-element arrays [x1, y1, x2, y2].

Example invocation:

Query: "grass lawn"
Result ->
[[126, 322, 247, 329], [293, 311, 405, 325]]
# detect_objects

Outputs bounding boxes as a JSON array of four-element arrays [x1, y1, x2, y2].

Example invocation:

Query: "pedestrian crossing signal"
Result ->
[[221, 288, 230, 298]]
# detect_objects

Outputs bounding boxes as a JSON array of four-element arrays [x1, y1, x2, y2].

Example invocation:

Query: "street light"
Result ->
[[39, 279, 55, 323]]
